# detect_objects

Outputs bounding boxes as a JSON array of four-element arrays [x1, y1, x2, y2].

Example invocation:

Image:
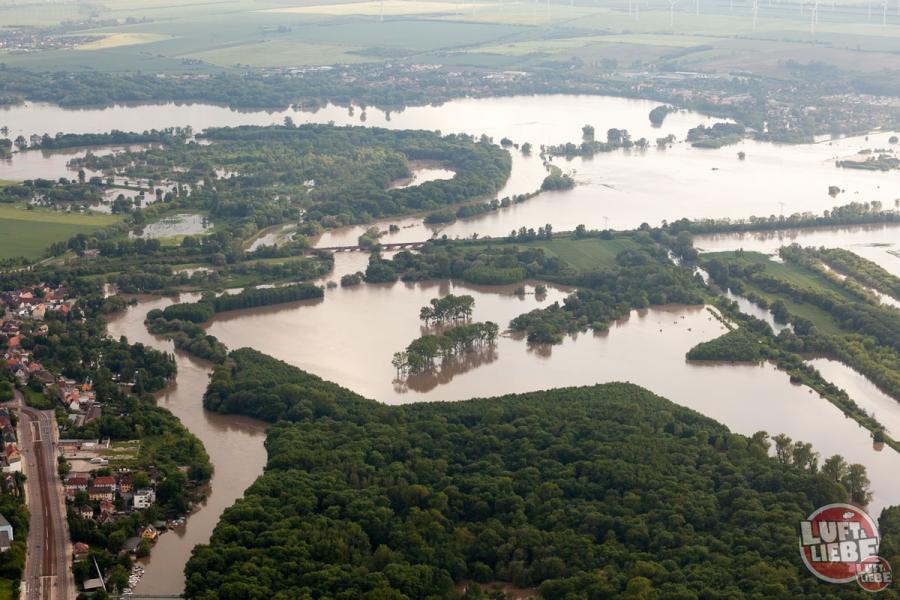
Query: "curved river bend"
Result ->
[[105, 297, 267, 597]]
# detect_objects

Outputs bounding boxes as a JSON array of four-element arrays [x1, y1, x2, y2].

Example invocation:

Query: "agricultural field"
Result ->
[[0, 206, 120, 261], [3, 0, 900, 75], [73, 32, 172, 50]]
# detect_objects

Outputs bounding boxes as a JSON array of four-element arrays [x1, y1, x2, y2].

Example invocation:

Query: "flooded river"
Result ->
[[205, 262, 900, 514], [3, 96, 899, 242], [105, 297, 267, 596], [6, 94, 900, 591]]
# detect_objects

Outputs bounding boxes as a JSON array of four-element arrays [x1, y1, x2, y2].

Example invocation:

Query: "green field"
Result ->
[[0, 579, 13, 600], [525, 235, 638, 271], [0, 206, 120, 261]]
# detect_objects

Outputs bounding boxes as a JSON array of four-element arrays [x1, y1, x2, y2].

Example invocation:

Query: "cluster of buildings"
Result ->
[[64, 466, 157, 525], [0, 408, 20, 476], [1, 286, 103, 426], [2, 285, 73, 389], [0, 28, 99, 53], [60, 381, 102, 428]]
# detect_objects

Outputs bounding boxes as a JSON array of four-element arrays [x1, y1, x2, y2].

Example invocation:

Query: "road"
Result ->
[[14, 391, 73, 600]]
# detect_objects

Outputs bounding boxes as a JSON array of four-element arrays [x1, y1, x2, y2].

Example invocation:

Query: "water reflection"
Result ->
[[396, 345, 499, 393]]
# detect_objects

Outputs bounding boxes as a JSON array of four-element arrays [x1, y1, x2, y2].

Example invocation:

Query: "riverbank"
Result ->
[[105, 295, 267, 597]]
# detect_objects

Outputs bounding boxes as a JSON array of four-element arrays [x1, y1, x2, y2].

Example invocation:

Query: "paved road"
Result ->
[[15, 391, 73, 600]]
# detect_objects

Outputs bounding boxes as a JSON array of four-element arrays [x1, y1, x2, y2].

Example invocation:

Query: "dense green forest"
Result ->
[[365, 240, 572, 285], [185, 350, 896, 599], [69, 124, 511, 228]]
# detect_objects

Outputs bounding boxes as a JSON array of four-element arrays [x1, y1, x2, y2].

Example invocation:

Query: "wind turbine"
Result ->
[[668, 0, 678, 27], [752, 0, 759, 29]]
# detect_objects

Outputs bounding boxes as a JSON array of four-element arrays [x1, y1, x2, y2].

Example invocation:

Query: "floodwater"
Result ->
[[809, 358, 900, 438], [6, 94, 900, 589], [205, 268, 900, 514], [4, 96, 898, 243], [389, 164, 456, 189], [0, 143, 152, 181], [131, 213, 212, 239], [695, 223, 900, 277], [819, 262, 900, 309], [105, 296, 267, 596], [245, 223, 296, 252], [723, 289, 791, 333]]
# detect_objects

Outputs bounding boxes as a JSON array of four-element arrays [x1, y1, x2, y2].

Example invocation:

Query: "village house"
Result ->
[[73, 542, 89, 561], [88, 486, 113, 502], [117, 474, 132, 494], [89, 475, 117, 502], [139, 525, 158, 541], [2, 444, 21, 474], [77, 505, 94, 519], [64, 476, 89, 499], [133, 488, 156, 509]]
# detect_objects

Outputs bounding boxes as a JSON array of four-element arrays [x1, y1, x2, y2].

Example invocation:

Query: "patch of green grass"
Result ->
[[0, 206, 121, 261], [740, 280, 845, 336], [526, 236, 638, 271], [0, 579, 14, 600]]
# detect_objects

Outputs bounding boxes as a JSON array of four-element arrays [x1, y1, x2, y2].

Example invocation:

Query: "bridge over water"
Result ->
[[317, 241, 427, 252]]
